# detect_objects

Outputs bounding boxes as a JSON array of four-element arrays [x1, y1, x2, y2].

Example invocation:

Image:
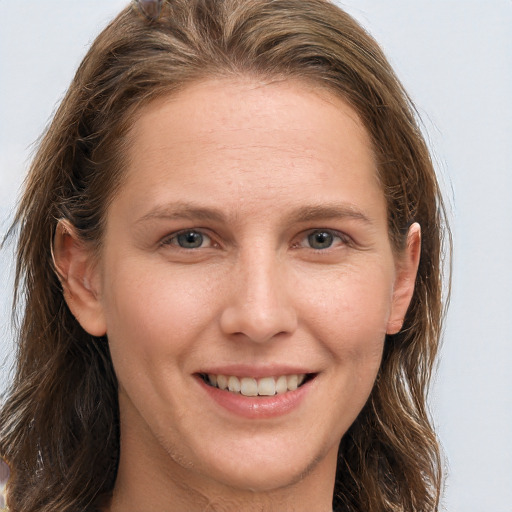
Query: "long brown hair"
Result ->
[[0, 1, 449, 510]]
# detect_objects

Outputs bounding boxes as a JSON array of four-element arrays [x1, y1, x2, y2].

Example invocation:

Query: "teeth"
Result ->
[[206, 373, 308, 396], [228, 376, 241, 393], [217, 374, 228, 390], [275, 375, 288, 394], [258, 377, 276, 396], [240, 378, 258, 396], [287, 374, 298, 391]]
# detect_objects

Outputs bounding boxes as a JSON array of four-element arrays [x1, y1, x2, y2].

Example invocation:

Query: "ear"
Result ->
[[386, 223, 421, 335], [53, 220, 107, 337]]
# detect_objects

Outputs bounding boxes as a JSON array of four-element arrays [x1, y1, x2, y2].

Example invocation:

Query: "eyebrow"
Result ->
[[135, 202, 227, 225], [284, 204, 373, 225], [135, 201, 373, 226]]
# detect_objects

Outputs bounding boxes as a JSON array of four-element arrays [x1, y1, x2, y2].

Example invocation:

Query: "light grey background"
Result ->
[[1, 1, 511, 510]]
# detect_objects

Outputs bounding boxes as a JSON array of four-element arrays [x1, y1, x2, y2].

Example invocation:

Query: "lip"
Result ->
[[195, 370, 316, 419], [197, 364, 313, 379]]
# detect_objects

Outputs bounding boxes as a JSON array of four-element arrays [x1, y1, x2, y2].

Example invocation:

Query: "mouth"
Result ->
[[198, 373, 315, 397]]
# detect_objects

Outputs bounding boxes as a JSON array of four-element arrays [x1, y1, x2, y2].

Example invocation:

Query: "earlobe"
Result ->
[[386, 223, 421, 335], [53, 220, 107, 337]]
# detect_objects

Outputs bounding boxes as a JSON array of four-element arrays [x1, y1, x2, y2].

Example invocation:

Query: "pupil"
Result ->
[[309, 231, 333, 249], [178, 231, 203, 248]]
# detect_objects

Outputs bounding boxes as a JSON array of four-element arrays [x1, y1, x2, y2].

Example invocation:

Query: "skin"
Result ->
[[54, 77, 420, 511]]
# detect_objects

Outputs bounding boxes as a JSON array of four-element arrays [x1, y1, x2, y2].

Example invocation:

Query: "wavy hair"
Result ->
[[0, 1, 449, 510]]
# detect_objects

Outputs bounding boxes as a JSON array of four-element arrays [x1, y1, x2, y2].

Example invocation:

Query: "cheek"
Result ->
[[298, 265, 394, 348], [100, 258, 225, 364], [295, 263, 393, 413], [99, 256, 234, 375]]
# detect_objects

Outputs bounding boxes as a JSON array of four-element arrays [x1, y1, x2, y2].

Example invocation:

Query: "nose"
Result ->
[[219, 249, 298, 344]]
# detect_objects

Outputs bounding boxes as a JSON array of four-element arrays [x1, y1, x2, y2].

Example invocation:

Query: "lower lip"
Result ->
[[196, 376, 314, 419]]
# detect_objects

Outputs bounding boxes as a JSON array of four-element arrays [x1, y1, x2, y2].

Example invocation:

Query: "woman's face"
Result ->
[[64, 78, 419, 504]]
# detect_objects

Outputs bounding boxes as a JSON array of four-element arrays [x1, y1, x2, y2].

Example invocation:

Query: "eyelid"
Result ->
[[294, 228, 351, 249], [158, 227, 352, 251], [160, 228, 216, 248]]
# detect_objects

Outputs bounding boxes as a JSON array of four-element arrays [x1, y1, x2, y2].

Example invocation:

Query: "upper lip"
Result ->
[[196, 364, 317, 379]]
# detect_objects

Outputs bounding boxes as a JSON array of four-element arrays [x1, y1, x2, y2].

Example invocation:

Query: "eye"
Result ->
[[308, 231, 335, 249], [296, 229, 348, 250], [163, 230, 213, 249]]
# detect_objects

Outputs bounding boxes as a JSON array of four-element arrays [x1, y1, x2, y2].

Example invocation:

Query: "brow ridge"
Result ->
[[136, 201, 373, 226]]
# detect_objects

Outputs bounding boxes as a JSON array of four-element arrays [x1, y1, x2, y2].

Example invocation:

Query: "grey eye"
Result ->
[[307, 231, 334, 249], [176, 231, 204, 249]]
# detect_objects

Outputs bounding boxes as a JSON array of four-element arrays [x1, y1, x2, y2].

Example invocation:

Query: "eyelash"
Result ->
[[160, 229, 216, 250], [293, 229, 350, 251], [160, 228, 350, 251]]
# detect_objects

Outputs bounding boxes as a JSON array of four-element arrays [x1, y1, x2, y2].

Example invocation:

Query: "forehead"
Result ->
[[127, 77, 374, 167], [117, 77, 384, 225]]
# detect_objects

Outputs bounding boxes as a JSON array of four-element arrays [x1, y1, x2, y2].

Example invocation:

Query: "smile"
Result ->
[[201, 373, 311, 397]]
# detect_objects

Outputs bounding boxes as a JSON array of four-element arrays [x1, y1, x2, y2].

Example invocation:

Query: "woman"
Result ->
[[0, 0, 449, 511]]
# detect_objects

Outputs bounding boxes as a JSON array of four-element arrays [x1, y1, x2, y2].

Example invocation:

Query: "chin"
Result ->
[[204, 464, 307, 494], [189, 438, 334, 495]]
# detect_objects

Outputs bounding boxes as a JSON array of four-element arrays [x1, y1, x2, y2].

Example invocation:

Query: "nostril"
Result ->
[[219, 305, 298, 344]]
